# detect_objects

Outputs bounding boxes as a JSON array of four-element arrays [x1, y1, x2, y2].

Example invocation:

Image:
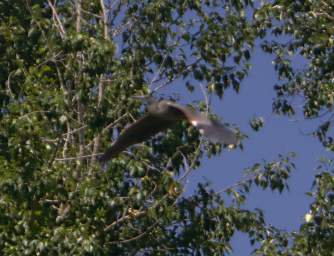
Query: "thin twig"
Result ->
[[55, 153, 103, 161], [215, 175, 255, 195], [75, 0, 82, 32], [152, 59, 201, 93], [80, 8, 102, 19], [108, 220, 159, 244], [17, 110, 52, 120], [149, 55, 167, 89], [179, 139, 203, 182], [62, 121, 71, 159], [199, 82, 210, 115], [47, 0, 66, 39], [100, 0, 109, 39], [48, 137, 62, 167], [104, 188, 176, 233], [104, 209, 146, 232], [6, 70, 15, 98], [77, 102, 85, 164], [62, 125, 87, 137]]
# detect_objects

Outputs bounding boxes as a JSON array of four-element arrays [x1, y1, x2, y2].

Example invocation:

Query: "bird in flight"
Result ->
[[99, 96, 238, 163]]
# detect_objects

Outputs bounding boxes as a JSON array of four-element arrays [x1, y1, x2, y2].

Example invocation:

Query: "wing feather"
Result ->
[[166, 102, 238, 145], [99, 114, 172, 162], [197, 119, 238, 145]]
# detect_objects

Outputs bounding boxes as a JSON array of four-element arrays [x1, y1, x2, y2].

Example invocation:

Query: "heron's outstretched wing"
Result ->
[[166, 102, 238, 145], [99, 114, 173, 162], [100, 100, 237, 163], [195, 119, 238, 145]]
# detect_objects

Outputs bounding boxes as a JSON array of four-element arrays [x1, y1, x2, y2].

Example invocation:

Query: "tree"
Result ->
[[253, 1, 334, 255], [0, 0, 333, 255]]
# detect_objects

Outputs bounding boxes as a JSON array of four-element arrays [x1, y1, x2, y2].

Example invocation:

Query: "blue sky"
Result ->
[[160, 43, 330, 254]]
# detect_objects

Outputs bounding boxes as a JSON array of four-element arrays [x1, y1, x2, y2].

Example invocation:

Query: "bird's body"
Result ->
[[147, 100, 190, 121], [99, 97, 237, 163]]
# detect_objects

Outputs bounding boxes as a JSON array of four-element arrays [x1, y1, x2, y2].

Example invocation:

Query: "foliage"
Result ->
[[254, 159, 334, 256], [253, 0, 334, 255], [255, 0, 334, 148]]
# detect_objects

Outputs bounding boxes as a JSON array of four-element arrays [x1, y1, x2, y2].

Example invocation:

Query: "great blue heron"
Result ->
[[99, 97, 238, 163]]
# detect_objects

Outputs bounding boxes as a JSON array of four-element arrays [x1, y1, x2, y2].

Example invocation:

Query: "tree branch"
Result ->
[[47, 0, 66, 39]]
